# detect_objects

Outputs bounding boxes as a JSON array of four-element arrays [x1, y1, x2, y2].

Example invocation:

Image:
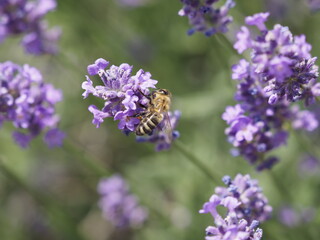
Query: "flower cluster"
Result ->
[[223, 12, 320, 170], [97, 175, 148, 228], [82, 58, 180, 150], [200, 174, 269, 240], [0, 61, 64, 148], [178, 0, 235, 37], [0, 0, 61, 55], [234, 12, 320, 105]]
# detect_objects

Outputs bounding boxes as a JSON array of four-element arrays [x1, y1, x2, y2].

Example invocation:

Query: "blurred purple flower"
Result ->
[[82, 58, 180, 150], [308, 0, 320, 11], [178, 0, 235, 37], [279, 206, 299, 227], [291, 107, 319, 132], [97, 175, 148, 228], [0, 61, 64, 148], [299, 154, 320, 176], [116, 0, 149, 7], [263, 0, 290, 20], [0, 0, 61, 55], [200, 174, 267, 240], [44, 128, 65, 148], [279, 205, 315, 227]]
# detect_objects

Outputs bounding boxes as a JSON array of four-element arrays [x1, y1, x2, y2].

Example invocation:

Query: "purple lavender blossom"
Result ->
[[214, 174, 272, 223], [0, 0, 61, 55], [82, 58, 180, 150], [178, 0, 235, 37], [199, 174, 267, 240], [97, 174, 148, 228], [223, 13, 320, 169], [0, 61, 64, 148], [234, 12, 320, 105], [223, 58, 292, 168]]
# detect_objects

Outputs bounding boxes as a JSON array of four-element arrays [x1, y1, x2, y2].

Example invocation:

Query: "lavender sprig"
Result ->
[[82, 58, 180, 150], [178, 0, 235, 37], [97, 175, 148, 228], [223, 12, 320, 169], [200, 174, 268, 239], [234, 12, 320, 105], [0, 0, 61, 55], [0, 61, 64, 148]]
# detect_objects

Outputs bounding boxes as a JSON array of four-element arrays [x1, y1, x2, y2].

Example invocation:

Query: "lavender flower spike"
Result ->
[[178, 0, 235, 37], [234, 12, 320, 105], [224, 13, 320, 169], [200, 174, 267, 240], [0, 61, 64, 148], [82, 58, 181, 150], [0, 0, 61, 55], [97, 175, 148, 228], [202, 174, 272, 224]]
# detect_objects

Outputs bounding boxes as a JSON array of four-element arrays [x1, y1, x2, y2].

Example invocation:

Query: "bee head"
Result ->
[[154, 89, 171, 97]]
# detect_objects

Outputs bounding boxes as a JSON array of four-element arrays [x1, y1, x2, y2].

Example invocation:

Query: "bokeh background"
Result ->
[[1, 0, 320, 239]]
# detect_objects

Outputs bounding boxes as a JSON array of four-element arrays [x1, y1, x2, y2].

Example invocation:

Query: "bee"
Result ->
[[135, 88, 172, 137]]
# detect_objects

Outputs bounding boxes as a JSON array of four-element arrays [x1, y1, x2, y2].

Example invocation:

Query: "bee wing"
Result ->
[[161, 111, 173, 144]]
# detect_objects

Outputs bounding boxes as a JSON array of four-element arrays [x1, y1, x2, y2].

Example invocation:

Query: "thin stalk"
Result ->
[[62, 140, 171, 225], [267, 170, 292, 201], [63, 139, 110, 178], [215, 34, 241, 57], [174, 140, 220, 184], [0, 158, 87, 240]]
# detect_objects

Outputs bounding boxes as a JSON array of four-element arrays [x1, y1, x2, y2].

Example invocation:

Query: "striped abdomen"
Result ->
[[135, 112, 164, 136]]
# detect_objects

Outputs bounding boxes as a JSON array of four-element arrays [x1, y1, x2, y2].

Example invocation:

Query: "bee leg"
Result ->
[[133, 111, 147, 118], [137, 102, 148, 109], [138, 88, 151, 100]]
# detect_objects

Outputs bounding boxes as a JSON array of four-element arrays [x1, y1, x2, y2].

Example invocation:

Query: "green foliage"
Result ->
[[0, 0, 320, 239]]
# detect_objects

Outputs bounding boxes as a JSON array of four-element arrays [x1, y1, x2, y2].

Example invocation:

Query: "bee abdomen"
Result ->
[[135, 113, 163, 136]]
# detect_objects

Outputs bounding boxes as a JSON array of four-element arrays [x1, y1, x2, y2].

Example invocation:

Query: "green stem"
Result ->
[[214, 34, 241, 58], [174, 140, 220, 184], [62, 140, 171, 225], [63, 139, 110, 178], [0, 158, 87, 240], [51, 51, 83, 74], [267, 170, 292, 201]]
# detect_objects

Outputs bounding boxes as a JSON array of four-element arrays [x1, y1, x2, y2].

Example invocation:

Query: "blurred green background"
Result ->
[[1, 0, 320, 239]]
